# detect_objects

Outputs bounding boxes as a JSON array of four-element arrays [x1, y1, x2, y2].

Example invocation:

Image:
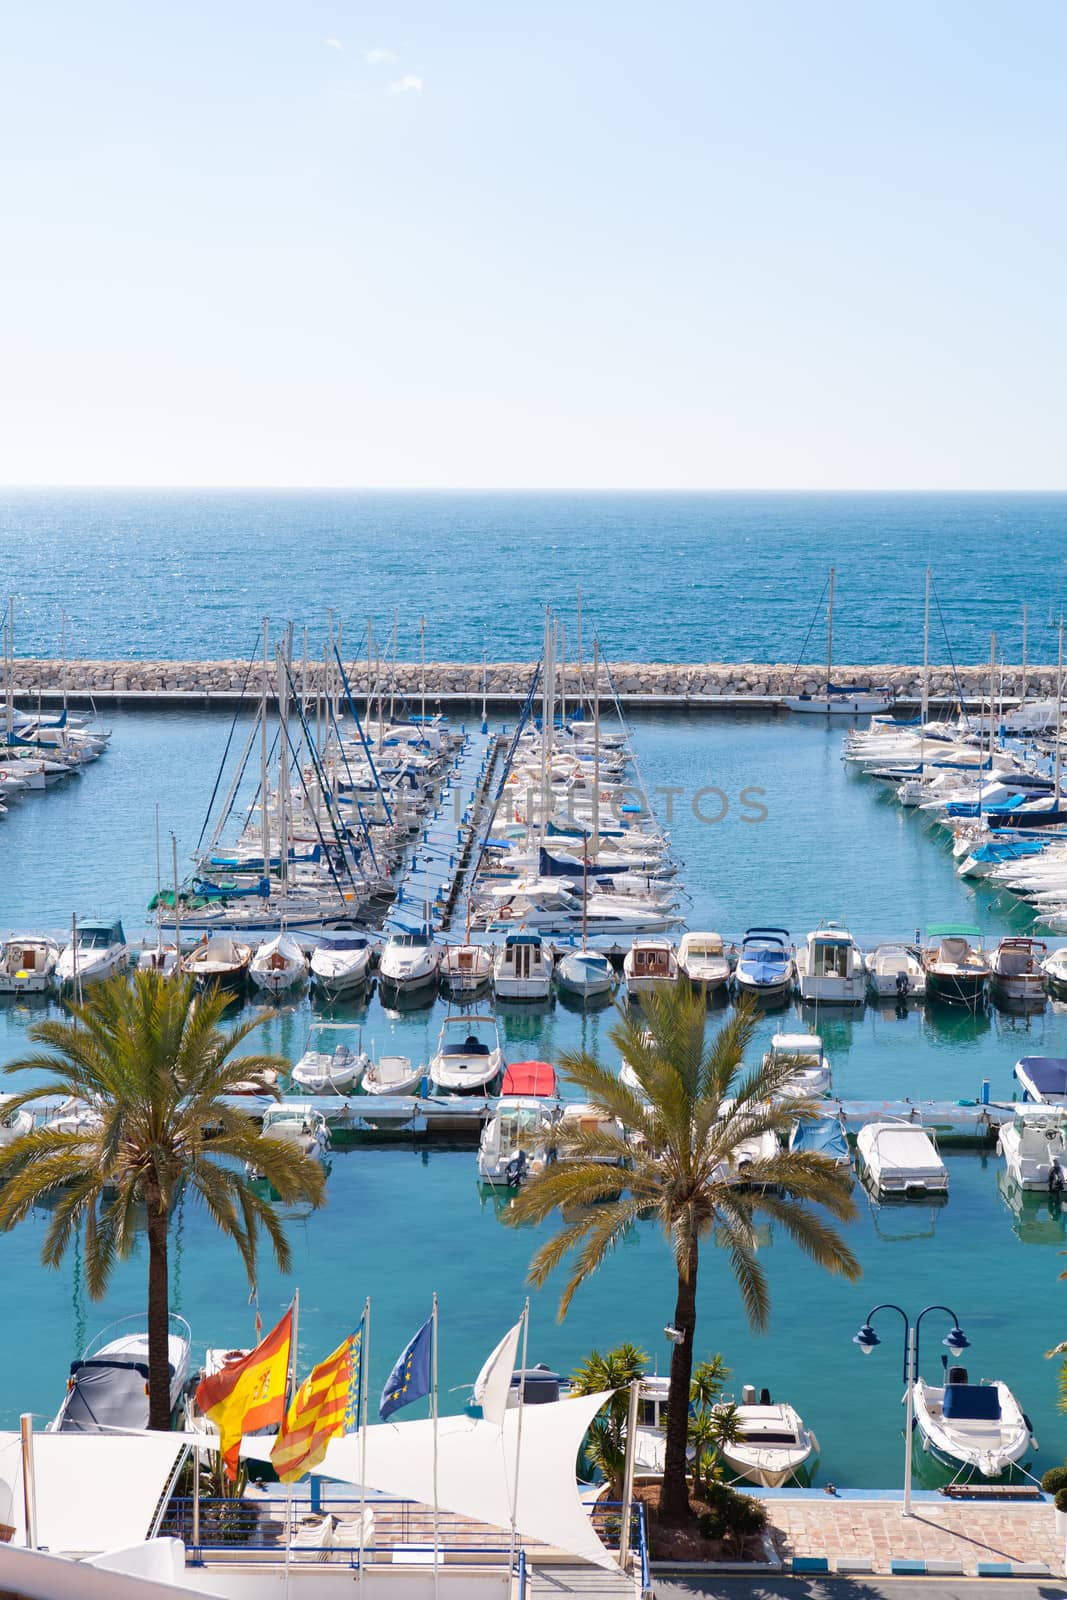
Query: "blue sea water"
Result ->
[[5, 489, 1067, 664], [2, 709, 1066, 1488]]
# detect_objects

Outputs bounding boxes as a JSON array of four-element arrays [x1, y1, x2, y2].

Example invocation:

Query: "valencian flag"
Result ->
[[379, 1317, 432, 1421], [271, 1325, 364, 1484], [194, 1306, 293, 1479]]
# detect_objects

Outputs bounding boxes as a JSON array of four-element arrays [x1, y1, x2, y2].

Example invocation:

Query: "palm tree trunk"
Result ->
[[145, 1182, 173, 1431], [659, 1240, 698, 1525]]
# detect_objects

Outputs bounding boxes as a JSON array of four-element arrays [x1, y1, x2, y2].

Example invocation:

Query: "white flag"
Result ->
[[472, 1319, 523, 1428]]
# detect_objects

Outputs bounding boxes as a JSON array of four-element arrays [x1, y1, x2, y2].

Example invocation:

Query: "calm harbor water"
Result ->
[[2, 708, 1066, 1486], [5, 489, 1067, 664]]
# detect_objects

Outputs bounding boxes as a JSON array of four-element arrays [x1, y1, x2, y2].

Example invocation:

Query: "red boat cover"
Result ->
[[502, 1060, 557, 1097]]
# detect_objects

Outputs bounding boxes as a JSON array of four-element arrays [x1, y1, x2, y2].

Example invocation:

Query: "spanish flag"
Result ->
[[195, 1307, 293, 1479], [271, 1328, 362, 1484]]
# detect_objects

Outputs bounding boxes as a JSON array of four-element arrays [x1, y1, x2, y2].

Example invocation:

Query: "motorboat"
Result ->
[[856, 1120, 948, 1196], [733, 928, 795, 1005], [290, 1023, 368, 1093], [623, 937, 678, 1002], [720, 1388, 820, 1488], [440, 943, 494, 997], [922, 925, 991, 1006], [556, 1102, 627, 1163], [136, 942, 181, 977], [788, 1115, 851, 1166], [762, 1033, 833, 1099], [55, 919, 130, 988], [0, 1095, 33, 1145], [250, 932, 308, 996], [49, 1313, 192, 1433], [795, 926, 866, 1005], [309, 935, 373, 998], [1043, 946, 1067, 991], [427, 1015, 504, 1094], [713, 1101, 780, 1185], [42, 1097, 103, 1137], [477, 1097, 557, 1187], [500, 1060, 558, 1097], [913, 1368, 1034, 1480], [1014, 1055, 1067, 1104], [865, 943, 926, 1000], [362, 1053, 422, 1095], [990, 937, 1048, 1010], [0, 934, 60, 994], [492, 932, 553, 1001], [248, 1104, 331, 1171], [677, 931, 732, 996], [997, 1106, 1067, 1192], [378, 929, 441, 994], [555, 946, 617, 1000], [182, 934, 252, 989]]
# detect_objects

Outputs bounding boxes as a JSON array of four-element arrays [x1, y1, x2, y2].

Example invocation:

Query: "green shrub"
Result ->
[[1042, 1465, 1067, 1495], [1055, 1486, 1067, 1513], [696, 1479, 768, 1546]]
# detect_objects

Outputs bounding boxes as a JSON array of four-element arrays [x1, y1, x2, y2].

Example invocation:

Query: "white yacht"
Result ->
[[0, 934, 60, 994], [478, 1097, 557, 1187], [796, 926, 866, 1005], [50, 1314, 192, 1433], [990, 937, 1048, 1009], [555, 946, 617, 1000], [309, 934, 373, 998], [362, 1053, 422, 1095], [55, 919, 130, 988], [733, 928, 795, 1005], [428, 1015, 504, 1094], [997, 1106, 1067, 1191], [762, 1033, 833, 1099], [249, 931, 308, 996], [378, 929, 441, 994], [721, 1389, 820, 1487], [440, 943, 494, 997], [913, 1370, 1034, 1480], [290, 1023, 368, 1093], [856, 1120, 948, 1196], [677, 931, 732, 996], [623, 937, 678, 1002], [492, 932, 553, 1001], [249, 1104, 331, 1170], [865, 943, 926, 1000]]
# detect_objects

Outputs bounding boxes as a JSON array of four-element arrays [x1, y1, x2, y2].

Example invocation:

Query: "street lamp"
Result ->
[[852, 1302, 970, 1514]]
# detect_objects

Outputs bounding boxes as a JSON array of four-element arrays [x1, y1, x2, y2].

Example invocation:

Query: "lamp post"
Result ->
[[853, 1302, 970, 1515]]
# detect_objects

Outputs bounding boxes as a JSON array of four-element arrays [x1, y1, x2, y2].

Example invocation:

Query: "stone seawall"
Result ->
[[7, 657, 1061, 704]]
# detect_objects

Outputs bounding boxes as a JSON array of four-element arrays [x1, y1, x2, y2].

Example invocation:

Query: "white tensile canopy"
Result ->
[[240, 1389, 618, 1571], [0, 1431, 187, 1556]]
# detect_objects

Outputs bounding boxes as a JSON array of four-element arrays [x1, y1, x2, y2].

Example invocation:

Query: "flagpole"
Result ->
[[431, 1292, 440, 1600], [507, 1299, 530, 1579], [285, 1289, 300, 1576], [358, 1297, 370, 1590]]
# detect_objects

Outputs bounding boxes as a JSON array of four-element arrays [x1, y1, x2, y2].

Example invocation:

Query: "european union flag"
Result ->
[[379, 1317, 433, 1421]]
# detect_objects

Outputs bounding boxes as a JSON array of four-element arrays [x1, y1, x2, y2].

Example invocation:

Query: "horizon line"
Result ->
[[1, 484, 1066, 495]]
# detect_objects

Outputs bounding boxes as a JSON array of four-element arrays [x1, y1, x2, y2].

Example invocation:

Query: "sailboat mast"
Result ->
[[420, 615, 426, 726], [260, 618, 271, 880], [592, 639, 600, 860], [1021, 603, 1028, 716], [826, 567, 834, 690], [154, 804, 163, 953], [1056, 619, 1064, 804], [576, 585, 584, 708], [171, 833, 182, 956]]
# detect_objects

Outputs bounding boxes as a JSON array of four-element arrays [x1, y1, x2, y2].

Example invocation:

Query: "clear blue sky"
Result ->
[[0, 0, 1063, 488]]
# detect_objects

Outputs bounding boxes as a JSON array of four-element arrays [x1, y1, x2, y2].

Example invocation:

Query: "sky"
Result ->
[[0, 0, 1064, 489]]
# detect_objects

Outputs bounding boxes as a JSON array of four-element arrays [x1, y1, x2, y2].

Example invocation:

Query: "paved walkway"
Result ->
[[768, 1497, 1061, 1574]]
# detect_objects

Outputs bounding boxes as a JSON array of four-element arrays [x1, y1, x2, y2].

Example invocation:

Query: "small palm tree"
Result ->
[[569, 1343, 649, 1497], [0, 971, 325, 1429], [506, 984, 861, 1525]]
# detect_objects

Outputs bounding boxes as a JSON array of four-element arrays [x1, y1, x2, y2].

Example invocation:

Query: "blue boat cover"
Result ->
[[741, 951, 788, 983], [791, 1119, 849, 1161], [942, 1384, 1001, 1421], [1015, 1056, 1067, 1095]]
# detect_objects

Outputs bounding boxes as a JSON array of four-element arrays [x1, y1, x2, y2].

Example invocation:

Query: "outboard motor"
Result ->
[[506, 1149, 528, 1190], [759, 1386, 772, 1406], [1050, 1163, 1065, 1196], [896, 972, 910, 997], [946, 1365, 969, 1387]]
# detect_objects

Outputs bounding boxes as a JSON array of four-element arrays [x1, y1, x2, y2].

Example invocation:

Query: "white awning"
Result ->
[[240, 1389, 617, 1570], [0, 1431, 187, 1556]]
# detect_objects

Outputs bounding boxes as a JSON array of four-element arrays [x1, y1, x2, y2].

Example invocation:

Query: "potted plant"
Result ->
[[1055, 1487, 1067, 1537]]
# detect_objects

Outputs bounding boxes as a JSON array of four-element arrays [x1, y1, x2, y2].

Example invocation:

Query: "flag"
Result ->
[[379, 1317, 432, 1421], [194, 1307, 293, 1479], [271, 1326, 363, 1484], [472, 1319, 522, 1428]]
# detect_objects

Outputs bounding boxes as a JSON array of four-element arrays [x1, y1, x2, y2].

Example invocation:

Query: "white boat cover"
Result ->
[[239, 1389, 616, 1569], [0, 1431, 187, 1555]]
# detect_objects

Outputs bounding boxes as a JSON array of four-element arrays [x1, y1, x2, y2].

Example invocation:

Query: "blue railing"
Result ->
[[516, 1548, 527, 1599], [637, 1500, 650, 1593]]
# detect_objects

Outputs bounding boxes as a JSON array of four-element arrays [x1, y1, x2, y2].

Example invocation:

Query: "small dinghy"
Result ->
[[182, 934, 252, 989], [250, 932, 308, 996], [0, 934, 60, 994], [290, 1023, 368, 1093], [478, 1097, 557, 1187], [362, 1054, 422, 1095], [50, 1313, 191, 1433], [913, 1367, 1034, 1480], [310, 935, 373, 999], [247, 1104, 331, 1174], [997, 1106, 1067, 1192], [720, 1387, 819, 1488], [857, 1120, 948, 1196]]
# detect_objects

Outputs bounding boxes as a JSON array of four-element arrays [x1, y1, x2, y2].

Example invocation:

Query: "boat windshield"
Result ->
[[394, 933, 428, 948], [81, 927, 117, 949]]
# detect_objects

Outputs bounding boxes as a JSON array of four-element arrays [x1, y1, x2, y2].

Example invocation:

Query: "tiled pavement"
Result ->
[[768, 1497, 1061, 1574]]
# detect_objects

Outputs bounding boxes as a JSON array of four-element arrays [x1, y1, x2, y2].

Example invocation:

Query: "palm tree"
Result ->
[[569, 1342, 649, 1497], [0, 971, 325, 1429], [506, 984, 861, 1525]]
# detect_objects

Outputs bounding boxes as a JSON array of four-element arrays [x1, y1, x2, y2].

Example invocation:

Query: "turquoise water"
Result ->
[[5, 490, 1067, 663], [2, 709, 1067, 1486]]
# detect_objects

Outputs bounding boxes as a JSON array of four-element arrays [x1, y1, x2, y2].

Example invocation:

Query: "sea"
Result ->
[[4, 489, 1067, 663], [3, 490, 1067, 1490]]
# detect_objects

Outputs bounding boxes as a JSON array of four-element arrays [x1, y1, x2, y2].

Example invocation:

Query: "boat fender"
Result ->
[[759, 1386, 771, 1406]]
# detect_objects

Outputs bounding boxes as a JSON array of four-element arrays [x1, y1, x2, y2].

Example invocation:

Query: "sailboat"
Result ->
[[784, 568, 894, 714]]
